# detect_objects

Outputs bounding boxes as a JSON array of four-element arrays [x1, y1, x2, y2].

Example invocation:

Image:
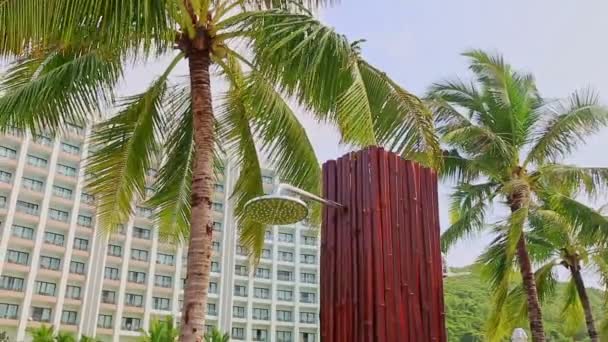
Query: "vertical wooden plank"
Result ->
[[369, 148, 386, 341], [361, 149, 374, 341], [388, 153, 405, 340], [355, 151, 367, 342], [323, 160, 338, 341], [419, 167, 432, 340], [378, 150, 395, 341], [406, 161, 424, 339]]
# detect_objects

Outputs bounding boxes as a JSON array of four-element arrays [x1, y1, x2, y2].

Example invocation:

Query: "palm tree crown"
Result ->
[[428, 50, 608, 342]]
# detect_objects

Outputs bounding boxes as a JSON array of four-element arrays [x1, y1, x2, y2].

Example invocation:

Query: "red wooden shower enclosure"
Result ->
[[320, 147, 446, 341]]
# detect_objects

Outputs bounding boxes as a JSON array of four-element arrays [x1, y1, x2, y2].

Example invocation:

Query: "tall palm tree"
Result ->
[[428, 50, 608, 342], [0, 1, 438, 340]]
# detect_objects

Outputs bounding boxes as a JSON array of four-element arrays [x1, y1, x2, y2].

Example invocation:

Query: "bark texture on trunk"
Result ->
[[571, 263, 599, 342], [516, 235, 546, 342], [180, 47, 215, 342]]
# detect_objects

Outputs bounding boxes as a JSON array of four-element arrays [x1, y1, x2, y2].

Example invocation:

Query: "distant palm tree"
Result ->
[[140, 317, 179, 342], [0, 1, 437, 340], [204, 328, 229, 342], [55, 331, 76, 342], [29, 325, 55, 342], [429, 50, 608, 341]]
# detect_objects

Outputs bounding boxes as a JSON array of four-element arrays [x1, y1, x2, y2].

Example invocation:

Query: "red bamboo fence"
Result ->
[[321, 147, 446, 341]]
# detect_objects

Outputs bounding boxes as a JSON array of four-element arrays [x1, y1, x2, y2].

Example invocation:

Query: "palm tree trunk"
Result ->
[[180, 46, 215, 342], [515, 234, 546, 342], [571, 264, 599, 342]]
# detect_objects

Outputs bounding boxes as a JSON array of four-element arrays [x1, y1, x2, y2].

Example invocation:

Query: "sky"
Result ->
[[122, 0, 608, 269]]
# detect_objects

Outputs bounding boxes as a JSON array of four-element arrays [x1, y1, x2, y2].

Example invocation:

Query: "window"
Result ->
[[61, 142, 80, 155], [107, 244, 122, 257], [235, 265, 248, 276], [104, 267, 120, 280], [67, 123, 85, 135], [0, 303, 18, 319], [6, 250, 29, 265], [278, 251, 293, 262], [44, 231, 65, 246], [302, 236, 317, 246], [35, 281, 56, 296], [0, 146, 17, 159], [301, 254, 316, 264], [233, 306, 246, 318], [156, 253, 175, 266], [154, 275, 172, 288], [136, 206, 153, 218], [300, 312, 317, 324], [61, 310, 78, 325], [153, 297, 171, 311], [301, 272, 316, 284], [40, 256, 61, 270], [65, 285, 81, 299], [121, 317, 141, 331], [255, 267, 270, 279], [73, 238, 88, 251], [69, 261, 85, 274], [252, 329, 268, 341], [300, 332, 316, 342], [264, 230, 272, 241], [277, 310, 293, 322], [276, 331, 293, 342], [128, 271, 146, 284], [214, 183, 224, 192], [212, 202, 223, 212], [212, 241, 220, 252], [236, 245, 247, 256], [277, 270, 293, 281], [277, 289, 293, 301], [49, 208, 69, 222], [16, 200, 39, 215], [31, 307, 52, 322], [278, 232, 294, 243], [131, 249, 149, 262], [0, 170, 11, 184], [0, 276, 24, 292], [116, 224, 126, 235], [234, 285, 247, 297], [133, 227, 151, 240], [52, 185, 72, 199], [97, 314, 113, 329], [0, 195, 5, 207], [232, 327, 245, 340], [145, 187, 155, 198], [211, 262, 220, 272], [252, 308, 269, 320], [27, 154, 47, 168], [207, 303, 217, 315], [213, 221, 222, 231], [300, 292, 316, 304], [209, 282, 218, 294], [124, 293, 144, 307], [261, 248, 271, 259], [33, 134, 52, 146], [262, 175, 273, 184], [12, 225, 34, 240], [57, 164, 77, 177], [81, 192, 95, 204], [22, 177, 44, 192], [102, 290, 116, 304], [77, 214, 92, 227], [254, 287, 270, 299]]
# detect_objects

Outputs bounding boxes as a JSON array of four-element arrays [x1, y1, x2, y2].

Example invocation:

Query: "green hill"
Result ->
[[444, 267, 605, 341]]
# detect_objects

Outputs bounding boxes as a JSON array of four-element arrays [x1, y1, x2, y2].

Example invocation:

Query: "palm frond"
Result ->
[[561, 277, 585, 336], [0, 48, 121, 135], [547, 193, 608, 246], [441, 182, 497, 252], [426, 78, 486, 119], [534, 261, 558, 303], [525, 89, 607, 166], [87, 53, 182, 232], [146, 85, 193, 244], [438, 149, 481, 182], [536, 164, 608, 198]]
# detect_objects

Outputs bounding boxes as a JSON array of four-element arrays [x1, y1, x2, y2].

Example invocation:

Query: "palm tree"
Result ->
[[429, 50, 608, 342], [489, 193, 608, 341], [0, 2, 438, 340], [140, 317, 180, 342], [29, 325, 55, 342], [204, 328, 229, 342]]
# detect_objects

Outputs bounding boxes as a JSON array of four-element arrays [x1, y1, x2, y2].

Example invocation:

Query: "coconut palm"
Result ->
[[140, 317, 179, 342], [29, 325, 55, 342], [204, 328, 229, 342], [0, 1, 438, 340], [429, 50, 608, 341]]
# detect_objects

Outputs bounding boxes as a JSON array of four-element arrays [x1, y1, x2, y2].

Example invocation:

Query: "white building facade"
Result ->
[[0, 128, 320, 342]]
